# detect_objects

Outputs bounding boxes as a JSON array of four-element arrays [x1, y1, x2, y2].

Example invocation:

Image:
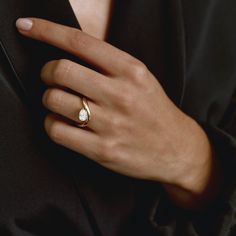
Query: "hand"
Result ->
[[16, 18, 219, 208]]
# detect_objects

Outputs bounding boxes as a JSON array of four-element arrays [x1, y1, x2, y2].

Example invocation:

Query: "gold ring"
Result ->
[[77, 97, 91, 127]]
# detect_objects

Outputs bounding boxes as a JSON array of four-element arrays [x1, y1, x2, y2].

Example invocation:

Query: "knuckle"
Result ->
[[109, 116, 124, 129], [97, 139, 119, 164], [118, 92, 135, 109], [128, 59, 148, 83], [38, 21, 52, 40], [45, 119, 62, 143], [40, 61, 54, 82], [52, 59, 72, 84], [36, 24, 48, 40], [110, 84, 135, 110], [43, 89, 64, 110], [69, 30, 88, 50]]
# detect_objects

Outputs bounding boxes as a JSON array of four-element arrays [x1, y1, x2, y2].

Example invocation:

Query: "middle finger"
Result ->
[[41, 59, 111, 104]]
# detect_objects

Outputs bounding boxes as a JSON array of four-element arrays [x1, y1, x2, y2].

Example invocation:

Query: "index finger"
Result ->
[[16, 17, 133, 75]]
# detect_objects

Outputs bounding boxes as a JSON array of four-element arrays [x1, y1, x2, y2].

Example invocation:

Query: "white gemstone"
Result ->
[[79, 108, 88, 122]]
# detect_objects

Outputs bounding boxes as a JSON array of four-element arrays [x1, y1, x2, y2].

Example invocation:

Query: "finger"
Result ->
[[16, 18, 133, 75], [41, 59, 111, 103], [42, 88, 104, 132], [44, 113, 100, 160]]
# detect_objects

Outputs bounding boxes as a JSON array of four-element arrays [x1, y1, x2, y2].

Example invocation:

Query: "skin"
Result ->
[[15, 17, 221, 210], [68, 0, 114, 40]]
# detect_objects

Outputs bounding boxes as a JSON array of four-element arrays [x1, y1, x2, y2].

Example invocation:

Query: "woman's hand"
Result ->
[[16, 18, 220, 209]]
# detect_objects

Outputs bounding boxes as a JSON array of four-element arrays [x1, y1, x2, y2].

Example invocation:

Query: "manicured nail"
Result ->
[[16, 18, 33, 31]]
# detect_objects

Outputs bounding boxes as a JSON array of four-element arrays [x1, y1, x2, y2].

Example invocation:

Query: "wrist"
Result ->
[[178, 119, 216, 192], [163, 118, 222, 209]]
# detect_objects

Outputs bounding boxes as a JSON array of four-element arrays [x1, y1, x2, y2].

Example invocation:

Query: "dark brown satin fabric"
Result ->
[[0, 0, 236, 235]]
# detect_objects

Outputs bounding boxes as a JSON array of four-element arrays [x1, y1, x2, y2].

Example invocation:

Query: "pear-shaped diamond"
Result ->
[[79, 108, 88, 122]]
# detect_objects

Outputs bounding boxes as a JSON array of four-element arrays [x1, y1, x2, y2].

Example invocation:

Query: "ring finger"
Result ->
[[42, 87, 103, 132]]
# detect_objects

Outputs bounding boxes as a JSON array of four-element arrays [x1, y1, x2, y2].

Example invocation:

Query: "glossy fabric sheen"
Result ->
[[0, 0, 236, 235]]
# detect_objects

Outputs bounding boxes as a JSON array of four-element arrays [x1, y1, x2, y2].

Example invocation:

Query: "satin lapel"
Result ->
[[165, 0, 187, 108], [107, 0, 186, 108], [0, 0, 81, 108]]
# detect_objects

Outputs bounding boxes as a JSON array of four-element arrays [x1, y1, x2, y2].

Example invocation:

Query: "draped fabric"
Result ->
[[0, 0, 236, 235]]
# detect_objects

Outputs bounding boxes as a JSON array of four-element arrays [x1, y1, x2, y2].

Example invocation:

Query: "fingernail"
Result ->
[[16, 18, 33, 31]]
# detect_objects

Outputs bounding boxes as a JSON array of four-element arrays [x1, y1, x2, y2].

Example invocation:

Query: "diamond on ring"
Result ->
[[76, 97, 91, 127], [79, 108, 89, 122]]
